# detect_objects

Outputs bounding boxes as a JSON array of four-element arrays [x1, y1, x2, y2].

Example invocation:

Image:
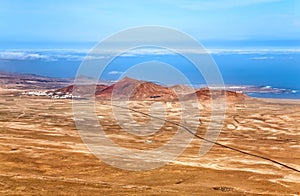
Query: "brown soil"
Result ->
[[0, 91, 300, 195]]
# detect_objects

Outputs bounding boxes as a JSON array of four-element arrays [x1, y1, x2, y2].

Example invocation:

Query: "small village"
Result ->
[[22, 91, 81, 99]]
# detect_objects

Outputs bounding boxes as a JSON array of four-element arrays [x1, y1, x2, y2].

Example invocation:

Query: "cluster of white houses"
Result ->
[[22, 91, 81, 99]]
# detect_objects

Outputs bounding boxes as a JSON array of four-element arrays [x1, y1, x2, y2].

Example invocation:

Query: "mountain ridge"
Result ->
[[54, 77, 248, 101]]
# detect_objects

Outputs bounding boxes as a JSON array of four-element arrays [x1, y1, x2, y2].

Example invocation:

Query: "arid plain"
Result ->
[[1, 74, 300, 195]]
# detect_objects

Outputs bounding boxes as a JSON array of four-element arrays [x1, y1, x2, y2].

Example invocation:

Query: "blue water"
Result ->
[[0, 42, 299, 99]]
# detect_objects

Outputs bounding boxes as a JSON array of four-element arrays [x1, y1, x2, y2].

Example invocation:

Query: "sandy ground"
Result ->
[[0, 91, 300, 195]]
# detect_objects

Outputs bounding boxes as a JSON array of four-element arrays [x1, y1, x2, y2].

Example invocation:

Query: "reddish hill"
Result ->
[[53, 84, 108, 96], [96, 77, 178, 101], [129, 82, 178, 101], [96, 77, 141, 99], [184, 87, 248, 102], [53, 77, 248, 102], [224, 90, 248, 101], [169, 84, 195, 94]]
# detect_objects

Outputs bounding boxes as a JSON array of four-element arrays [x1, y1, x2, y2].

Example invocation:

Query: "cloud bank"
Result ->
[[0, 47, 299, 61]]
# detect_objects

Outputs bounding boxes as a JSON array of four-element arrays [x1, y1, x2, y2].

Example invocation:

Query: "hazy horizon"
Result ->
[[1, 0, 300, 98]]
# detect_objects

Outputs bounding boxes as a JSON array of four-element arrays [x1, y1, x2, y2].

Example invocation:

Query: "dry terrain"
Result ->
[[0, 88, 300, 195]]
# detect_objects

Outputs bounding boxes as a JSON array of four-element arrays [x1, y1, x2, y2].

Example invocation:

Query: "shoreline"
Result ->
[[255, 97, 300, 104]]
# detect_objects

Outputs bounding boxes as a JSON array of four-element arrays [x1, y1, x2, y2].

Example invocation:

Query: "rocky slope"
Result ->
[[53, 77, 248, 101]]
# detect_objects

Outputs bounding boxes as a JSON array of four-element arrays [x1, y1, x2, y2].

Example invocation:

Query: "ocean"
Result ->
[[0, 41, 299, 99]]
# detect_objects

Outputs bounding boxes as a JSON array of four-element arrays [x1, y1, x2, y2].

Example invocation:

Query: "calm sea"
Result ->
[[0, 41, 299, 99]]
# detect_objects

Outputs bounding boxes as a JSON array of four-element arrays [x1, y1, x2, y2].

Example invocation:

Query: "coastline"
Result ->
[[256, 97, 300, 104]]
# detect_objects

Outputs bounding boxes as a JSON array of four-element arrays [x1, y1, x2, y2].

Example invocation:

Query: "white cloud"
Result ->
[[249, 56, 274, 60], [209, 48, 300, 55], [1, 47, 299, 62], [120, 48, 174, 56], [108, 71, 123, 75], [0, 50, 89, 61], [119, 48, 300, 56], [0, 51, 49, 60]]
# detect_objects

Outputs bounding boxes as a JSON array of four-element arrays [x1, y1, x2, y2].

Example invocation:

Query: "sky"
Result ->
[[0, 0, 300, 98], [0, 0, 300, 44]]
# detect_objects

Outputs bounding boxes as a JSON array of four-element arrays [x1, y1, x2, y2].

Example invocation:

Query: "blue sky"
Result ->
[[0, 0, 300, 98], [0, 0, 299, 43]]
